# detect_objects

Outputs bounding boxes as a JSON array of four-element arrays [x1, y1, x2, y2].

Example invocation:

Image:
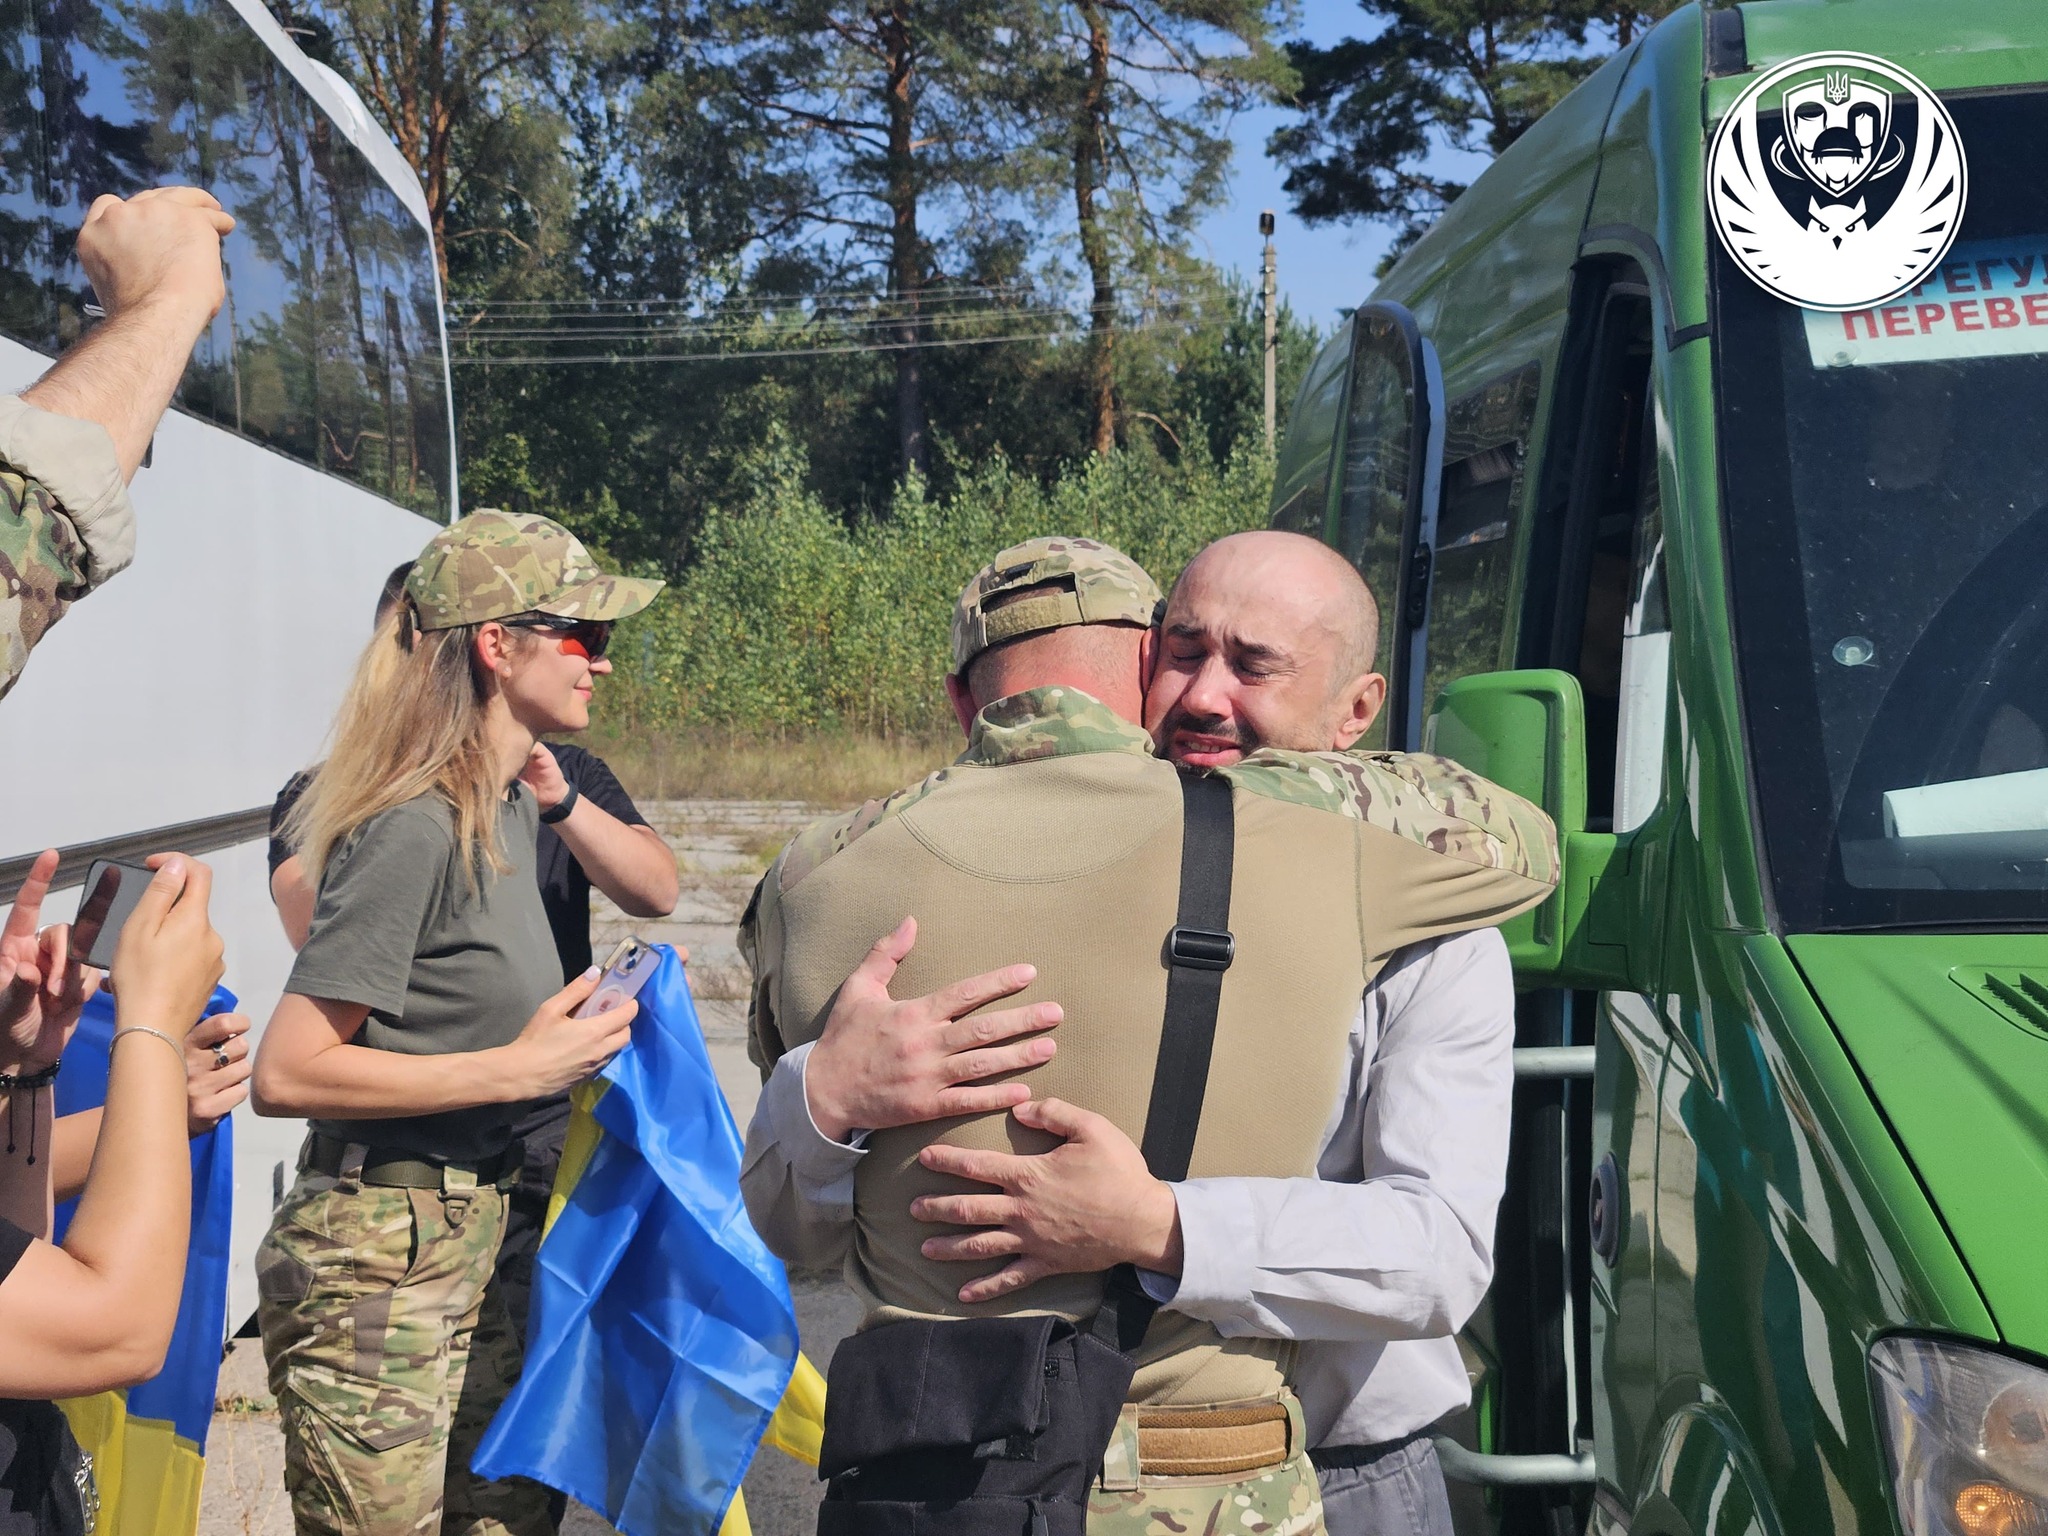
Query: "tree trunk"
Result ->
[[1073, 2, 1115, 456], [880, 0, 928, 479]]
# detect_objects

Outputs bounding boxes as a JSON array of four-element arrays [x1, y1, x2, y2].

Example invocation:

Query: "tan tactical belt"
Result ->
[[1132, 1399, 1292, 1477]]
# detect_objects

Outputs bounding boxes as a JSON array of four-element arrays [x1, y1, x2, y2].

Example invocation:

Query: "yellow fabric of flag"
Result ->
[[58, 1394, 206, 1536]]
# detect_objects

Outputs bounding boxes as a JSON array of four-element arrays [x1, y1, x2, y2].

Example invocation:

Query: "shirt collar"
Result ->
[[961, 685, 1157, 767]]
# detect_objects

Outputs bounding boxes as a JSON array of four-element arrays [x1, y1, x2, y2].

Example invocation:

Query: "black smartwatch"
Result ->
[[539, 783, 580, 824]]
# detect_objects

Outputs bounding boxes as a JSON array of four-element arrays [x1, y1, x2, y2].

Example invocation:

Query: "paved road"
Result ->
[[199, 801, 857, 1536]]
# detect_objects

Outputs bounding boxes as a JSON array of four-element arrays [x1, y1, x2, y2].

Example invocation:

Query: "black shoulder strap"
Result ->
[[1094, 768, 1236, 1353], [1139, 770, 1236, 1180]]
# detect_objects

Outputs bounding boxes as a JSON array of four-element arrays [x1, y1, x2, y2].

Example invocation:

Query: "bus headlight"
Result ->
[[1873, 1337, 2048, 1536]]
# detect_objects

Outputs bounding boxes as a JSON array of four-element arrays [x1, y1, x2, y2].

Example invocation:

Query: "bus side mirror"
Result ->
[[1424, 670, 1636, 992]]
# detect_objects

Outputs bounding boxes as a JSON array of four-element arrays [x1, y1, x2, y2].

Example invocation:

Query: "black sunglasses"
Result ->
[[504, 613, 614, 661]]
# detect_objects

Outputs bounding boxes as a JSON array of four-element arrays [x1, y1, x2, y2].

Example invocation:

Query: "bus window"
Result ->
[[1613, 398, 1669, 835], [1419, 362, 1539, 720], [1531, 276, 1652, 827], [21, 0, 449, 517], [1271, 329, 1349, 536], [1335, 308, 1422, 746], [0, 0, 52, 348], [1717, 88, 2048, 931]]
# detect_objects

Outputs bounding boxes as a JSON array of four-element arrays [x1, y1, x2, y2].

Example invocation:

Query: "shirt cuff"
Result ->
[[0, 395, 135, 584], [1157, 1177, 1260, 1322], [763, 1043, 868, 1193], [1137, 1267, 1180, 1303]]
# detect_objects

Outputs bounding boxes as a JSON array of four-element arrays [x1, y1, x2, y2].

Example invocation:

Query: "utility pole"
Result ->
[[1260, 210, 1277, 451]]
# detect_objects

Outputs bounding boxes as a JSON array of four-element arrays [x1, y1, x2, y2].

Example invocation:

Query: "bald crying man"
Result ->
[[1148, 529, 1388, 768], [761, 528, 1521, 1536]]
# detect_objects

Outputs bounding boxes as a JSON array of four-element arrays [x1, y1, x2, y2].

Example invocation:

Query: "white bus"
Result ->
[[0, 0, 454, 1331]]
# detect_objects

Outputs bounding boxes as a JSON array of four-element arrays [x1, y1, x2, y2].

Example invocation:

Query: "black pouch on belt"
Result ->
[[815, 770, 1236, 1536]]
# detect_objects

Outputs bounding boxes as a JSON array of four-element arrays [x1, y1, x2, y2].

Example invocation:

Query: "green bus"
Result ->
[[1271, 5, 2048, 1535]]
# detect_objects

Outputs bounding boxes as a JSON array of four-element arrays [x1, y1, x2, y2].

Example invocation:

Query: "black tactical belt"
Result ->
[[302, 1131, 525, 1191]]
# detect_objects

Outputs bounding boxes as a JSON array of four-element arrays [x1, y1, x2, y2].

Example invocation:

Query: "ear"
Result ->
[[944, 672, 978, 739], [474, 621, 514, 676], [1331, 671, 1388, 751]]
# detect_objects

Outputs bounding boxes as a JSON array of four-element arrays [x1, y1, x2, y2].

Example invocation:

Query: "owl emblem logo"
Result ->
[[1709, 52, 1967, 311]]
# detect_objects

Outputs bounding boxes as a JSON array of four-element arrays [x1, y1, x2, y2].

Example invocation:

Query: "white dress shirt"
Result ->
[[739, 925, 1518, 1449]]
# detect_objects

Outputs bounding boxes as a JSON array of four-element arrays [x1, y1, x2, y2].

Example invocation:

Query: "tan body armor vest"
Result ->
[[746, 688, 1555, 1407]]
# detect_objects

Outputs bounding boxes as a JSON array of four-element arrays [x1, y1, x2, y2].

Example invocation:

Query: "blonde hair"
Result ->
[[285, 606, 519, 893]]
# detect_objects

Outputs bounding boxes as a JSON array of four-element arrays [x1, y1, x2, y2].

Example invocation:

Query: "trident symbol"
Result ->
[[1824, 69, 1851, 104]]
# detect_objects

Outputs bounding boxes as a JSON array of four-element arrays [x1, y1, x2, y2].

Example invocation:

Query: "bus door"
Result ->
[[1506, 257, 1674, 1535], [1331, 301, 1443, 749]]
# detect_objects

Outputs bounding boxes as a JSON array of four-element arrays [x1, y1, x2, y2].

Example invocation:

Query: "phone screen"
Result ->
[[75, 859, 154, 972]]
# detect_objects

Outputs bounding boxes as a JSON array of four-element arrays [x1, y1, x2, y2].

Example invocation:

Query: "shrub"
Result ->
[[597, 433, 1274, 738]]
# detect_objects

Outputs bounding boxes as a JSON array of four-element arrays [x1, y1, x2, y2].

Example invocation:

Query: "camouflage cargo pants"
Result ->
[[255, 1163, 555, 1536], [1087, 1395, 1326, 1536]]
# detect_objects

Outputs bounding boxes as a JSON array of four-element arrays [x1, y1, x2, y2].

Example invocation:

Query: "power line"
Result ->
[[450, 329, 1081, 367], [449, 285, 1047, 310], [455, 306, 1084, 339]]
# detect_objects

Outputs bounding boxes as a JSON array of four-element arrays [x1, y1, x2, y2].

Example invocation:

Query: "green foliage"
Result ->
[[597, 429, 1275, 737], [1269, 1, 1680, 251]]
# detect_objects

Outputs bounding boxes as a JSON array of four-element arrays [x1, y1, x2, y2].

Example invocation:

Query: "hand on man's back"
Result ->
[[802, 915, 1064, 1143]]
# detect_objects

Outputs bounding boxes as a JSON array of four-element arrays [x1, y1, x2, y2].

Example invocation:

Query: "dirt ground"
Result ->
[[198, 800, 856, 1536]]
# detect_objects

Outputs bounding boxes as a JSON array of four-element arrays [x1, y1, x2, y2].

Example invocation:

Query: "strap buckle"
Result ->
[[1166, 925, 1234, 971], [441, 1164, 479, 1227]]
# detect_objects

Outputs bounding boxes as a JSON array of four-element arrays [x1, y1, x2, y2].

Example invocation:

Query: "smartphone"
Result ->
[[74, 858, 155, 972], [575, 938, 659, 1018]]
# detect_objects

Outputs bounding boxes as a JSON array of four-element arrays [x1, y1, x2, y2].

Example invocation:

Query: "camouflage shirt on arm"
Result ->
[[0, 394, 136, 700]]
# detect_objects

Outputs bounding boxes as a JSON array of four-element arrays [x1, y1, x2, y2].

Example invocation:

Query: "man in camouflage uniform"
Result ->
[[740, 534, 1557, 1536], [3, 186, 234, 699]]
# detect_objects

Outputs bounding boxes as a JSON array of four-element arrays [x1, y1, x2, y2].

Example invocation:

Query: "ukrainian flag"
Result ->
[[475, 946, 825, 1536], [52, 985, 237, 1536]]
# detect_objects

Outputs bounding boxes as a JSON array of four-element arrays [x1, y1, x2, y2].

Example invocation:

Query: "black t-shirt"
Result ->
[[268, 746, 650, 983], [267, 769, 314, 878], [0, 1220, 89, 1536], [533, 744, 649, 982]]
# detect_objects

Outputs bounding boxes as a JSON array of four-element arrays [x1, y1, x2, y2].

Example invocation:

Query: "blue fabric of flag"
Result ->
[[473, 946, 799, 1536], [52, 985, 238, 1451]]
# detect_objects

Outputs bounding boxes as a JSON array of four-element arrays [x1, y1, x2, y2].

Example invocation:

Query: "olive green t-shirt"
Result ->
[[290, 788, 559, 1162]]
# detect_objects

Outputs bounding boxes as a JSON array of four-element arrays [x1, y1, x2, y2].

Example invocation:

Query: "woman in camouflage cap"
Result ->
[[252, 511, 660, 1536]]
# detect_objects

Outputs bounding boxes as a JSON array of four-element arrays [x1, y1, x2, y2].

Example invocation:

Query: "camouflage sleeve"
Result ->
[[1224, 748, 1561, 886], [1226, 747, 1560, 971], [0, 395, 136, 701], [1362, 752, 1561, 888]]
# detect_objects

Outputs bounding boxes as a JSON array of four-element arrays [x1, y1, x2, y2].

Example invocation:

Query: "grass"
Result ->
[[579, 724, 958, 806]]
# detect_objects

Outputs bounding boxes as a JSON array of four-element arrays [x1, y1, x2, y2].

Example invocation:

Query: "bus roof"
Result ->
[[1718, 1, 2048, 115], [219, 0, 433, 232]]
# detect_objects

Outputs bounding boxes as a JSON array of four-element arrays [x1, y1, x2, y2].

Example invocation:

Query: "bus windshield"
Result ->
[[1717, 89, 2048, 932]]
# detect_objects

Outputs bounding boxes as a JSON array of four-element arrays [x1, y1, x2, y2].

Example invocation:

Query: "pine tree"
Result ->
[[1268, 1, 1676, 254]]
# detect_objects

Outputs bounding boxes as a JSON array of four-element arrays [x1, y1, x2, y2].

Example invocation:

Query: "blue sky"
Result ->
[[1188, 4, 1475, 332]]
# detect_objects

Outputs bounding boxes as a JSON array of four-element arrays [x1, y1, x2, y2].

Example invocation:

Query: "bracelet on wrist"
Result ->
[[0, 1060, 57, 1165], [539, 782, 580, 825], [0, 1061, 59, 1092], [111, 1025, 186, 1065]]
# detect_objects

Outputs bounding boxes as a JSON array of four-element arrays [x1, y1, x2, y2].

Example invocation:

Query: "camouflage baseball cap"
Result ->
[[406, 509, 664, 632], [950, 536, 1163, 675]]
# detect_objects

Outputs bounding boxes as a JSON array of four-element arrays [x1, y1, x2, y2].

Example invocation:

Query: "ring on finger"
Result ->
[[213, 1042, 231, 1070]]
